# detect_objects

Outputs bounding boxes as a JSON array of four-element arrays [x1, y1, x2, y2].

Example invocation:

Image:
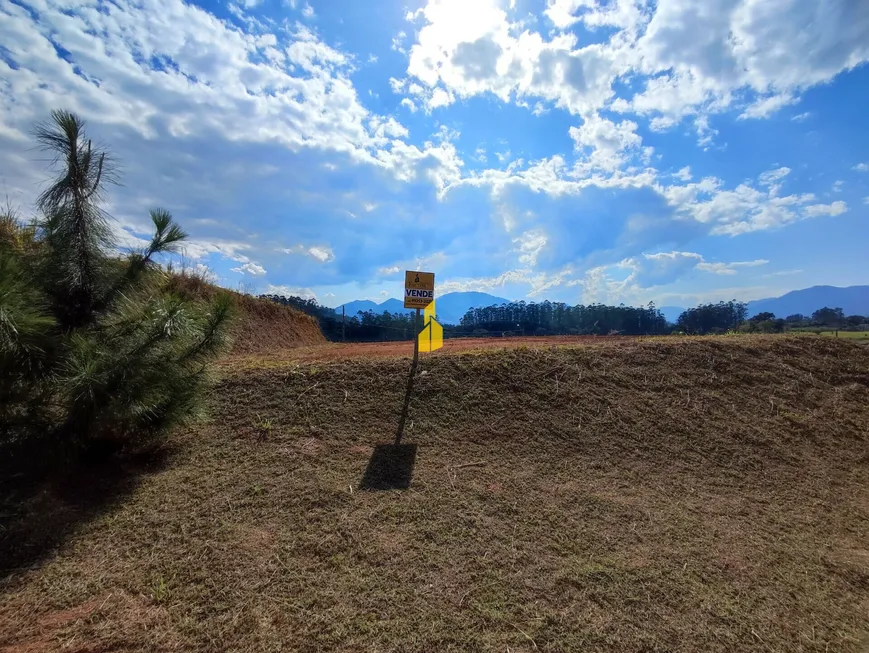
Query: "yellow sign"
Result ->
[[423, 298, 437, 324], [418, 298, 443, 352], [404, 270, 435, 309], [419, 319, 443, 352]]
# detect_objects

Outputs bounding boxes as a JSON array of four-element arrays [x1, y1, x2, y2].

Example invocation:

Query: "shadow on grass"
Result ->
[[0, 442, 171, 583], [360, 444, 418, 491]]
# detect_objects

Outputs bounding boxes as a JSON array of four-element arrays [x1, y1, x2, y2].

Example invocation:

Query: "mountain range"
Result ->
[[745, 285, 869, 318], [664, 286, 869, 321], [332, 286, 869, 325], [336, 292, 511, 325]]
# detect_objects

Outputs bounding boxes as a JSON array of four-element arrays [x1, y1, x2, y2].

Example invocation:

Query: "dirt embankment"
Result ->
[[2, 336, 868, 652], [165, 273, 326, 355], [228, 293, 325, 354]]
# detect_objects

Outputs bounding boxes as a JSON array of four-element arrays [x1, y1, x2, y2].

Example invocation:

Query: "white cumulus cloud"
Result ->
[[283, 245, 336, 263], [513, 229, 548, 266], [803, 201, 847, 217], [402, 0, 869, 142], [379, 266, 401, 275], [265, 284, 316, 299], [232, 261, 267, 276], [578, 251, 770, 304]]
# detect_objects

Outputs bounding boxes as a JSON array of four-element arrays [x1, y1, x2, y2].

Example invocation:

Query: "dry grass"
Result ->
[[2, 336, 868, 652], [815, 331, 869, 342]]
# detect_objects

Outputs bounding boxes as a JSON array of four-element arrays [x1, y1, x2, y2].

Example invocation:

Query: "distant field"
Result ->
[[223, 333, 869, 367], [792, 329, 869, 341], [819, 330, 869, 340], [224, 334, 640, 365], [2, 337, 868, 652]]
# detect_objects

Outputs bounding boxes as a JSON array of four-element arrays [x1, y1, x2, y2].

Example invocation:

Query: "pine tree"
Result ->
[[0, 111, 232, 461]]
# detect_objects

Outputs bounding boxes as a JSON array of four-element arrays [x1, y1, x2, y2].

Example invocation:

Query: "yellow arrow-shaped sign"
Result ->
[[418, 299, 443, 352]]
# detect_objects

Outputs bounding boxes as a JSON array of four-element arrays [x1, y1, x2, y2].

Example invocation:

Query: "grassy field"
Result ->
[[815, 330, 869, 341], [791, 328, 869, 342], [2, 336, 868, 652]]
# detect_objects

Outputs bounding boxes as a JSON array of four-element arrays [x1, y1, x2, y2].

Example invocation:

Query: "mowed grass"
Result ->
[[791, 329, 869, 342], [816, 330, 869, 341], [2, 337, 869, 652]]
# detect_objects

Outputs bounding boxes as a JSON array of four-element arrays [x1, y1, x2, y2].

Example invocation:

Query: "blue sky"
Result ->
[[1, 0, 867, 308]]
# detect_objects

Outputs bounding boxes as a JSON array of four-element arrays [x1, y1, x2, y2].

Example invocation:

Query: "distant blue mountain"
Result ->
[[334, 299, 380, 316], [376, 298, 407, 314], [746, 285, 869, 317], [335, 291, 511, 324]]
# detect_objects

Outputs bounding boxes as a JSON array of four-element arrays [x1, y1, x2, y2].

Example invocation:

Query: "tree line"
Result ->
[[675, 301, 748, 334], [457, 301, 669, 335], [266, 294, 869, 340], [260, 295, 419, 341], [265, 296, 672, 339], [263, 296, 672, 339], [746, 308, 869, 333]]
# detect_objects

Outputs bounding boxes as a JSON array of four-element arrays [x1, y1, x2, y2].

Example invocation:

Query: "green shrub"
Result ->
[[0, 110, 232, 462]]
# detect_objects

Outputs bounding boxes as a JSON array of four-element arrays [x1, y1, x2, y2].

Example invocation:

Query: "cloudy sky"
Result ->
[[1, 0, 868, 308]]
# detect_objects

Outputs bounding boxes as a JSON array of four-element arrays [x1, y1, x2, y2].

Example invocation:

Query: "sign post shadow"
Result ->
[[359, 271, 441, 491], [360, 443, 418, 491]]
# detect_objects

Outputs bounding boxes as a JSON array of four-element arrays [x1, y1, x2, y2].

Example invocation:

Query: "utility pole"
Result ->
[[342, 305, 346, 342]]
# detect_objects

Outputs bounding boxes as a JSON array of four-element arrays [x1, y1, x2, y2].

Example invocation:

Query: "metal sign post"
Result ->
[[395, 271, 441, 446], [395, 307, 420, 445]]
